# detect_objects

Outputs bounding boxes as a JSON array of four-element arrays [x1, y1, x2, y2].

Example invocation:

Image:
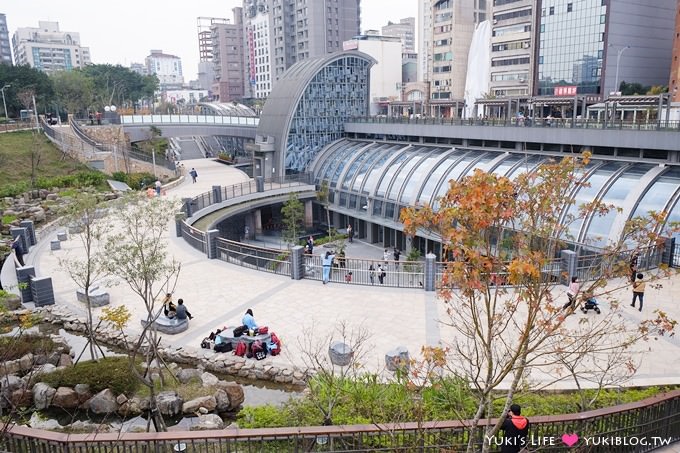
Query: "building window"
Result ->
[[549, 6, 554, 15], [600, 14, 606, 23], [567, 3, 573, 12]]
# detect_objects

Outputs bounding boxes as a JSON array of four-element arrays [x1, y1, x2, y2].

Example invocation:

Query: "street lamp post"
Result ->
[[1, 84, 10, 120], [609, 45, 631, 95]]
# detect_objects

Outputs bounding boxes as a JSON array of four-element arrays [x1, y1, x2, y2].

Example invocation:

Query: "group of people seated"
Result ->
[[162, 293, 194, 320]]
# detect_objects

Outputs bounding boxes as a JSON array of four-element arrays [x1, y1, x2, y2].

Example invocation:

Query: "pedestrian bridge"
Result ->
[[120, 114, 259, 141]]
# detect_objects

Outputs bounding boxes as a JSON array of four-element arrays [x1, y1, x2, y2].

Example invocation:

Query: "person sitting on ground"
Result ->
[[162, 293, 176, 318], [242, 309, 258, 330], [175, 298, 193, 320]]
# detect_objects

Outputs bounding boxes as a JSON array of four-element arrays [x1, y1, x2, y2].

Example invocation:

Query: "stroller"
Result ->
[[580, 296, 601, 314]]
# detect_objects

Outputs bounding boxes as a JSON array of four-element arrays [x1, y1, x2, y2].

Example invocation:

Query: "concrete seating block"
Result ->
[[385, 346, 410, 372], [50, 240, 61, 251], [57, 231, 68, 241], [329, 341, 353, 367], [76, 286, 110, 307], [141, 316, 189, 335]]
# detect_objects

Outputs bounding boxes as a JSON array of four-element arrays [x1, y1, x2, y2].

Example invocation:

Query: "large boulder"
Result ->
[[0, 293, 21, 310], [214, 389, 231, 413], [118, 396, 147, 417], [33, 382, 56, 410], [200, 372, 219, 387], [19, 353, 35, 372], [0, 375, 24, 393], [182, 396, 217, 414], [10, 388, 32, 407], [190, 414, 225, 431], [52, 387, 80, 409], [74, 384, 92, 404], [68, 420, 111, 433], [214, 381, 244, 410], [87, 389, 119, 414], [155, 391, 183, 417], [176, 368, 202, 384], [58, 354, 73, 367]]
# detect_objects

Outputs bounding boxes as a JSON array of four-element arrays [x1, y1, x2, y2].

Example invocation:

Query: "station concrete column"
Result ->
[[304, 200, 313, 229], [254, 209, 263, 235]]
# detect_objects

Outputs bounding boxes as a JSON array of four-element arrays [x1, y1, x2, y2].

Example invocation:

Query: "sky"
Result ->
[[2, 1, 418, 81]]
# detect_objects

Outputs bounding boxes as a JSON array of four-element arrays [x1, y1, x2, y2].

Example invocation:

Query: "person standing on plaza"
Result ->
[[154, 180, 162, 197], [322, 251, 335, 284], [347, 224, 353, 243], [306, 236, 314, 254], [189, 167, 198, 183], [383, 249, 390, 270], [10, 237, 25, 267], [369, 264, 376, 285], [377, 263, 386, 285], [393, 248, 401, 269], [631, 273, 645, 311], [629, 250, 639, 283], [562, 276, 580, 310]]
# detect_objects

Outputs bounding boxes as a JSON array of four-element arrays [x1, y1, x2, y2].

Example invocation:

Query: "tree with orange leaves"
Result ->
[[401, 153, 676, 452]]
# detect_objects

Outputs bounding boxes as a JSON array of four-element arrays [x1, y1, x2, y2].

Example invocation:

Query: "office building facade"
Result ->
[[535, 0, 675, 97], [0, 14, 11, 65], [12, 21, 90, 72], [670, 0, 680, 102], [243, 0, 361, 98]]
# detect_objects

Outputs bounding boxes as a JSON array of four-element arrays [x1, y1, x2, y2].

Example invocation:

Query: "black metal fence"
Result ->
[[216, 238, 290, 276], [3, 389, 679, 452], [180, 221, 206, 254]]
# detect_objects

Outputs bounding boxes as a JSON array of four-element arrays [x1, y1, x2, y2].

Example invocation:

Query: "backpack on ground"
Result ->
[[269, 332, 282, 356], [234, 341, 247, 357], [252, 340, 267, 360], [214, 342, 232, 353], [233, 325, 247, 338], [200, 338, 213, 349]]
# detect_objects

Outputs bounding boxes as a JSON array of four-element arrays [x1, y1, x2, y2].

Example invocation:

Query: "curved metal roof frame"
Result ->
[[256, 51, 376, 176]]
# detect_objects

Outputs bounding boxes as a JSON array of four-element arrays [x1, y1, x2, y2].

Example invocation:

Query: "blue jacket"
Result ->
[[242, 313, 258, 330]]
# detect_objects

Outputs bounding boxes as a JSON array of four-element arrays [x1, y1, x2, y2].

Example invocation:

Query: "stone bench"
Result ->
[[57, 231, 68, 241], [76, 286, 110, 307], [141, 316, 189, 335], [50, 240, 61, 251]]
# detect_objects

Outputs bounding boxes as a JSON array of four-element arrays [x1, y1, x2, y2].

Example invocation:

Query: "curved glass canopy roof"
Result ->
[[311, 139, 680, 248]]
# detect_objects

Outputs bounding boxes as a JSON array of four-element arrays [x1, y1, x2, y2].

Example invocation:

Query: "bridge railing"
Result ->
[[349, 116, 680, 131], [3, 389, 679, 452], [120, 114, 259, 126]]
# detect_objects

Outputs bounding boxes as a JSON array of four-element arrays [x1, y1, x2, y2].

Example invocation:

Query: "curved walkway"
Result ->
[[24, 157, 680, 388]]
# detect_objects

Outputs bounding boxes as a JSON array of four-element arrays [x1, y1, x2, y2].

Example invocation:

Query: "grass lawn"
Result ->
[[0, 130, 91, 187]]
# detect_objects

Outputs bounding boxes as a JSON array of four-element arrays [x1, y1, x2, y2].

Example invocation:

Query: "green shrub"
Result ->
[[0, 335, 58, 361], [1, 214, 17, 224], [40, 356, 139, 395], [125, 172, 156, 190], [237, 404, 293, 428], [0, 182, 29, 198]]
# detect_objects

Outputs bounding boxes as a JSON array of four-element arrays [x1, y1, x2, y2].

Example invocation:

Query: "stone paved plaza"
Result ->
[[14, 158, 680, 389]]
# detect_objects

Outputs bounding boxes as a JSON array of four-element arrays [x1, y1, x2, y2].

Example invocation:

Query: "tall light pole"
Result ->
[[609, 45, 631, 95], [1, 84, 10, 120]]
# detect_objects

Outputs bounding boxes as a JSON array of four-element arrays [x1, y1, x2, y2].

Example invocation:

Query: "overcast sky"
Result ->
[[3, 1, 417, 80]]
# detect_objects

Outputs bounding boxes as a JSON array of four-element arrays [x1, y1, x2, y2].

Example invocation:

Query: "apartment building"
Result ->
[[12, 21, 90, 72], [145, 50, 183, 89], [0, 14, 11, 65], [382, 17, 416, 53]]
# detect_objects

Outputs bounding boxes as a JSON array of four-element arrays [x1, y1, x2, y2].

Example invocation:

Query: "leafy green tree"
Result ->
[[51, 71, 94, 117], [79, 64, 158, 110], [0, 64, 54, 118], [281, 192, 305, 246]]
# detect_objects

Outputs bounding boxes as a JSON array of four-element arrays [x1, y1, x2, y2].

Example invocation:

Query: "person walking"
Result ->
[[322, 251, 335, 284], [383, 249, 390, 270], [631, 273, 645, 311], [562, 276, 580, 310], [368, 264, 375, 285], [10, 237, 25, 267], [347, 224, 353, 243], [377, 263, 386, 285], [189, 167, 198, 183]]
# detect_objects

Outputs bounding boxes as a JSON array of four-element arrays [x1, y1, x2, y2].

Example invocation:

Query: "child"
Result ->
[[345, 272, 353, 283]]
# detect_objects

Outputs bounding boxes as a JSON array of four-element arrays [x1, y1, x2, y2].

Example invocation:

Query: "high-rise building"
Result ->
[[489, 0, 534, 98], [145, 50, 184, 89], [427, 0, 489, 110], [0, 14, 11, 65], [535, 0, 675, 97], [670, 0, 680, 102], [382, 17, 416, 53], [418, 0, 433, 81], [243, 0, 361, 98], [12, 21, 90, 72], [129, 62, 148, 76], [211, 9, 245, 102]]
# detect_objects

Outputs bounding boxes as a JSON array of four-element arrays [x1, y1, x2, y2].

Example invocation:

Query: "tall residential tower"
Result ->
[[12, 21, 90, 72], [0, 14, 11, 65]]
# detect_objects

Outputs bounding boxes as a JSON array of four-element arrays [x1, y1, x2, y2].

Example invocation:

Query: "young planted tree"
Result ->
[[281, 192, 305, 246], [16, 89, 43, 187], [58, 192, 113, 362], [316, 181, 333, 243], [102, 194, 181, 431], [401, 154, 675, 452]]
